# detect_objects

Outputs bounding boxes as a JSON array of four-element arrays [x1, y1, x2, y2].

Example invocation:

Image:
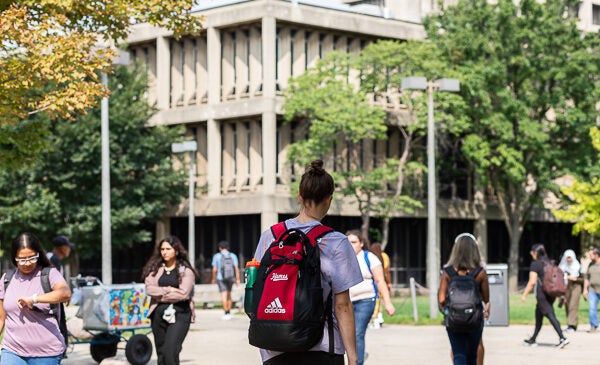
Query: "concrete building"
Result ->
[[123, 0, 595, 284]]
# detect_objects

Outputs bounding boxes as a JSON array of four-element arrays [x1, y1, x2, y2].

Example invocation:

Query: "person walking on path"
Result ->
[[143, 236, 198, 365], [0, 232, 72, 364], [521, 243, 569, 348], [439, 233, 489, 365], [253, 160, 362, 365], [211, 240, 240, 320], [347, 231, 395, 365], [583, 247, 600, 332], [47, 235, 74, 277], [558, 249, 582, 332]]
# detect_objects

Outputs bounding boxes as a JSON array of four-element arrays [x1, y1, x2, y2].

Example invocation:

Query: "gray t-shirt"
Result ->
[[587, 262, 600, 292], [253, 218, 362, 361]]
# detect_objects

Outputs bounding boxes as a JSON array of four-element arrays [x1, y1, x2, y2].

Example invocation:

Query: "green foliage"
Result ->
[[425, 0, 600, 288], [0, 65, 187, 257], [0, 1, 203, 169], [553, 127, 600, 236]]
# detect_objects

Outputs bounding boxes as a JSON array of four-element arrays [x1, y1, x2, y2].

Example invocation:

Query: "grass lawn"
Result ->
[[382, 294, 593, 326]]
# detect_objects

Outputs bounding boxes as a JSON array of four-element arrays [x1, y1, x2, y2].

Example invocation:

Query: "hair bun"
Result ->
[[308, 159, 324, 174]]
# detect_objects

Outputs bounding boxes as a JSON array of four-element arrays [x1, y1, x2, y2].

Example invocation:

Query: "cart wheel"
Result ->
[[90, 332, 120, 363], [125, 334, 153, 365]]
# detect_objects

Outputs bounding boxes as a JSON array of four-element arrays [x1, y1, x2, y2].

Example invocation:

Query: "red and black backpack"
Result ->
[[248, 222, 334, 352]]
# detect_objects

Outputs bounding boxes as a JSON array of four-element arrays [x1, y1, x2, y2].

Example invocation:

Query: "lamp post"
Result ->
[[171, 140, 198, 268], [401, 77, 460, 319], [101, 50, 130, 285]]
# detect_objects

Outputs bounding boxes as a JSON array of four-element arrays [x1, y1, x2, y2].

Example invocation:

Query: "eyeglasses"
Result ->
[[15, 254, 39, 265]]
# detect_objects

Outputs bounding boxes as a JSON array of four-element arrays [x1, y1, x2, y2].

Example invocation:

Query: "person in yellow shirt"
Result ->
[[369, 243, 392, 329]]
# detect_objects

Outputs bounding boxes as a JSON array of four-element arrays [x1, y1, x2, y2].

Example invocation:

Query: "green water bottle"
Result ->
[[244, 258, 260, 318]]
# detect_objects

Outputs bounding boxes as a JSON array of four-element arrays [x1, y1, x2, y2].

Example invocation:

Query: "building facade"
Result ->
[[123, 0, 594, 284]]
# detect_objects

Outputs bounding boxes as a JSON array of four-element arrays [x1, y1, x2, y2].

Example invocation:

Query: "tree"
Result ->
[[425, 0, 600, 291], [0, 65, 187, 258], [283, 41, 457, 244], [356, 39, 467, 248], [0, 1, 202, 167], [283, 51, 390, 240], [553, 127, 600, 237]]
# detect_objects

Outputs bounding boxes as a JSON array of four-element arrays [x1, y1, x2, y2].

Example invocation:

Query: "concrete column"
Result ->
[[207, 26, 222, 197], [155, 217, 171, 241], [156, 36, 170, 110], [207, 26, 221, 104], [262, 16, 276, 99], [261, 15, 277, 193], [207, 118, 221, 197], [261, 15, 278, 230], [262, 111, 276, 195]]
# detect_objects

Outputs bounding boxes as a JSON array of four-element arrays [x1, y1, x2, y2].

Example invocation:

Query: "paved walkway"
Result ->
[[63, 309, 599, 365]]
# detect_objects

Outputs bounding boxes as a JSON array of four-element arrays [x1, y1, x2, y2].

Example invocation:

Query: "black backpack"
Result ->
[[220, 252, 236, 281], [443, 266, 484, 333], [4, 267, 69, 347], [248, 222, 334, 352]]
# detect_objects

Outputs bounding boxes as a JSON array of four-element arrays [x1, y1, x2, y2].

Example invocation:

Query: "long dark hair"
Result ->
[[141, 236, 199, 281], [11, 232, 52, 268], [369, 242, 384, 264], [447, 234, 482, 271]]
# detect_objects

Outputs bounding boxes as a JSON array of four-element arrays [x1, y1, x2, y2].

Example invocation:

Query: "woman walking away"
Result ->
[[347, 231, 395, 365], [438, 233, 489, 365], [521, 243, 569, 348], [143, 236, 198, 365], [558, 249, 582, 332], [253, 160, 363, 365], [0, 232, 72, 364]]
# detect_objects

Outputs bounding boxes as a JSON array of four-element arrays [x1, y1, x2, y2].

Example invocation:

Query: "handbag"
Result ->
[[162, 304, 176, 323]]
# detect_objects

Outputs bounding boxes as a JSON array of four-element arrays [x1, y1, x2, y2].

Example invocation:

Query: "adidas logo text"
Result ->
[[264, 297, 286, 314], [271, 273, 288, 281]]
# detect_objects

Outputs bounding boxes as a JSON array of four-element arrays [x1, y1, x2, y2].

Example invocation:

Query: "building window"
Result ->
[[593, 4, 600, 25]]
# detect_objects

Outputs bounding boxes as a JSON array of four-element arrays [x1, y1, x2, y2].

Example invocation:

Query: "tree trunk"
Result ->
[[381, 217, 390, 250], [507, 223, 523, 294], [361, 211, 370, 243]]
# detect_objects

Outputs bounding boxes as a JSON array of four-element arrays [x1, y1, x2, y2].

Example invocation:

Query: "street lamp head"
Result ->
[[401, 76, 428, 91], [113, 50, 130, 66], [434, 78, 460, 92], [171, 140, 198, 153]]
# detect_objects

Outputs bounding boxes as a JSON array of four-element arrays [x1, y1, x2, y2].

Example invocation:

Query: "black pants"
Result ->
[[264, 351, 344, 365], [151, 304, 191, 365], [531, 303, 565, 341]]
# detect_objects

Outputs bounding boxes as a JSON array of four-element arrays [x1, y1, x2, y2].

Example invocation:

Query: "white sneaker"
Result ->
[[221, 314, 232, 320], [557, 338, 570, 349]]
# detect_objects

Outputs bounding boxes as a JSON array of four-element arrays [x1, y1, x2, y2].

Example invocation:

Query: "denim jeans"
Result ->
[[446, 324, 483, 365], [0, 350, 62, 365], [588, 290, 600, 328], [352, 298, 376, 365]]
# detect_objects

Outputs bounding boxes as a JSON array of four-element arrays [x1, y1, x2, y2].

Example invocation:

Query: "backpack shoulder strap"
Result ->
[[469, 266, 483, 278], [305, 225, 334, 246], [363, 250, 378, 299], [41, 267, 52, 293], [270, 222, 287, 240], [444, 266, 457, 277], [4, 268, 16, 291]]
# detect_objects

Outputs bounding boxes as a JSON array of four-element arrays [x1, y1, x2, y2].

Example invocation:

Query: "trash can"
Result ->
[[485, 263, 509, 326]]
